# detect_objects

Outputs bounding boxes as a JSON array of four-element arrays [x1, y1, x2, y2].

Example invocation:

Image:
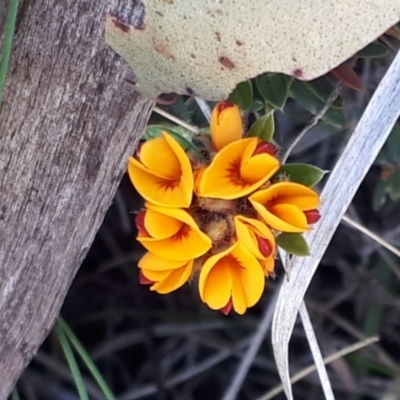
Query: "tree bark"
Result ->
[[0, 1, 152, 397]]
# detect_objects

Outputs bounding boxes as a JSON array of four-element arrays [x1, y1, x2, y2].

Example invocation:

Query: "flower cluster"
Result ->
[[128, 102, 321, 314]]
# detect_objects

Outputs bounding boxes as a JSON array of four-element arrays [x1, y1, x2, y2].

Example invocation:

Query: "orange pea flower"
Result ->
[[128, 132, 194, 207], [249, 182, 320, 232], [137, 203, 212, 260], [198, 137, 280, 199], [138, 252, 193, 294], [199, 242, 265, 315]]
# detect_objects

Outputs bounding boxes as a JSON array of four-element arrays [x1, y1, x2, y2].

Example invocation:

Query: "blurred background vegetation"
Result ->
[[2, 1, 400, 398]]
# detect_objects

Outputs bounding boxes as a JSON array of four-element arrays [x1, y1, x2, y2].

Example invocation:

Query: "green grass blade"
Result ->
[[56, 317, 116, 400], [10, 388, 21, 400], [55, 325, 89, 400], [0, 0, 19, 108]]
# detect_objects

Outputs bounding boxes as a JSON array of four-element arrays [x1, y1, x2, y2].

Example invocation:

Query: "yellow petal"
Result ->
[[199, 253, 232, 310], [230, 244, 265, 313], [139, 225, 211, 260], [150, 261, 193, 294], [199, 138, 277, 199], [253, 182, 320, 210], [250, 199, 309, 232], [199, 243, 265, 314], [260, 257, 275, 276], [139, 135, 181, 179], [139, 204, 212, 260], [141, 268, 170, 282], [128, 133, 194, 207], [234, 216, 275, 260], [144, 209, 183, 239], [210, 102, 243, 151], [138, 252, 188, 271]]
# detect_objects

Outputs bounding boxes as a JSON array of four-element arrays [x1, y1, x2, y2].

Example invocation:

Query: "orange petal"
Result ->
[[141, 268, 170, 282], [210, 102, 243, 150], [234, 216, 276, 260], [250, 200, 309, 232], [138, 252, 188, 271], [199, 251, 232, 310], [229, 244, 265, 313], [259, 182, 320, 210], [199, 243, 265, 314], [139, 134, 181, 179], [144, 209, 183, 239], [240, 138, 280, 182], [139, 204, 212, 260], [199, 138, 278, 199], [139, 225, 211, 260], [150, 261, 193, 294], [128, 133, 194, 207]]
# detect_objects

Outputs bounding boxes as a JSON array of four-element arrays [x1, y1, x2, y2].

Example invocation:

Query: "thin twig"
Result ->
[[152, 106, 199, 134], [259, 336, 379, 400], [282, 84, 342, 163], [342, 214, 400, 258], [195, 97, 212, 122], [221, 289, 280, 400]]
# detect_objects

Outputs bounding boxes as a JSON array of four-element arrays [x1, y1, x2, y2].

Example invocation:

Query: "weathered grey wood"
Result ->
[[0, 1, 153, 397], [272, 50, 400, 400]]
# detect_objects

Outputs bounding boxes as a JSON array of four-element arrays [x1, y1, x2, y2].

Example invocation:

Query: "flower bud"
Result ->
[[210, 101, 242, 150], [252, 141, 277, 156], [304, 209, 321, 224]]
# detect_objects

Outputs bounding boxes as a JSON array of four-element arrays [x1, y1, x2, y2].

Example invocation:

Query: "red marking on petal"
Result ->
[[304, 209, 321, 224], [135, 141, 144, 160], [139, 270, 153, 285], [256, 235, 273, 257], [252, 141, 277, 156], [220, 299, 233, 315], [218, 101, 233, 112], [135, 211, 150, 236]]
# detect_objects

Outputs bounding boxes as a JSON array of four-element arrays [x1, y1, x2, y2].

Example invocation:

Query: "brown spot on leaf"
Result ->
[[215, 32, 221, 42], [156, 11, 164, 17], [190, 53, 196, 59], [235, 39, 244, 46], [219, 56, 235, 69], [293, 68, 303, 77], [186, 86, 195, 95]]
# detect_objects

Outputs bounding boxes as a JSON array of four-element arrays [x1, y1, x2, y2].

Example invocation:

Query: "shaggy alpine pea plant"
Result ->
[[128, 102, 323, 315]]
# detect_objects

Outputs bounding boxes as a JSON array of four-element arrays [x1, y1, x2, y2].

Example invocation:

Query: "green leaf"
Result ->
[[229, 80, 253, 110], [289, 80, 347, 127], [276, 233, 310, 256], [305, 78, 344, 109], [248, 99, 264, 113], [145, 124, 196, 151], [387, 169, 400, 200], [256, 73, 292, 109], [274, 164, 327, 187], [248, 112, 275, 141], [356, 42, 388, 58], [385, 124, 400, 162]]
